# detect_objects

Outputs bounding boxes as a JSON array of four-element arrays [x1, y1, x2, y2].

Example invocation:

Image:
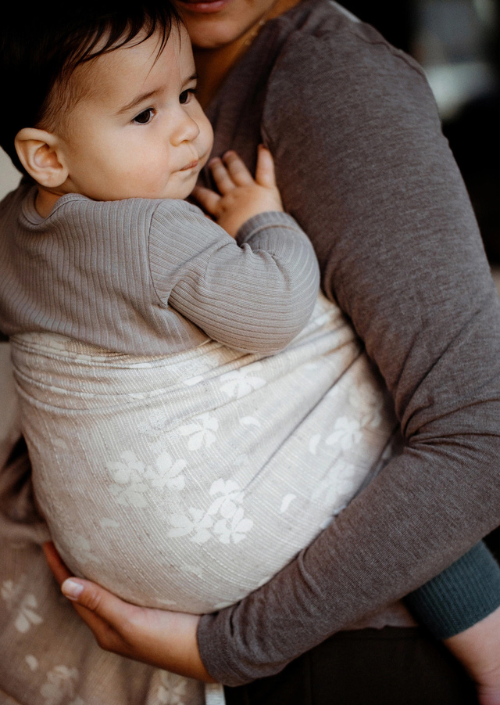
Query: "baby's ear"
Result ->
[[14, 128, 68, 188]]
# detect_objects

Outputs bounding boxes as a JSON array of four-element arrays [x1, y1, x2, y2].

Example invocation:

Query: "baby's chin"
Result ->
[[100, 183, 198, 202], [152, 168, 203, 201], [75, 169, 203, 201]]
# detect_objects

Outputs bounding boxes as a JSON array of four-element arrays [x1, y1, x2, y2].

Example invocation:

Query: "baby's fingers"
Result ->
[[209, 152, 254, 193], [192, 185, 221, 216], [208, 157, 237, 195], [255, 145, 277, 189], [222, 151, 254, 187]]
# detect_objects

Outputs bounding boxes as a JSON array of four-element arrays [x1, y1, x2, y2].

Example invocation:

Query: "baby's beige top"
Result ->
[[0, 179, 399, 623], [0, 182, 319, 355]]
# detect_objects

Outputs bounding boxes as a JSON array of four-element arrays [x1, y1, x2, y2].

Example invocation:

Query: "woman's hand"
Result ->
[[42, 542, 216, 683], [193, 145, 283, 238]]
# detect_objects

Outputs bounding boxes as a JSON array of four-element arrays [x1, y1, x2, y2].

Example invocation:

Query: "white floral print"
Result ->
[[239, 416, 261, 428], [145, 452, 186, 491], [348, 381, 385, 428], [178, 413, 218, 450], [107, 451, 149, 507], [14, 593, 44, 633], [2, 577, 43, 633], [212, 506, 253, 544], [40, 665, 79, 705], [207, 480, 244, 517], [107, 450, 186, 506], [280, 494, 296, 513], [152, 671, 187, 705], [167, 508, 214, 544], [11, 292, 397, 628], [136, 409, 170, 437], [68, 535, 102, 567], [219, 364, 266, 399], [311, 469, 357, 506], [308, 433, 321, 455], [25, 655, 39, 671], [1, 577, 23, 610], [167, 480, 253, 545], [325, 417, 363, 451]]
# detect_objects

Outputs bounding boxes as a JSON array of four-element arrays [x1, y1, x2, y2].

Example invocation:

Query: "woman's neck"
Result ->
[[194, 0, 302, 109], [194, 42, 248, 109]]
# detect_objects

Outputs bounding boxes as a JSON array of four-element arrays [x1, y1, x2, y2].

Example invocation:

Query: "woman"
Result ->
[[3, 0, 500, 702]]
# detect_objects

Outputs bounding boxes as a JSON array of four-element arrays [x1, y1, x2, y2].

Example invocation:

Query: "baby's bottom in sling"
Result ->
[[11, 294, 398, 613]]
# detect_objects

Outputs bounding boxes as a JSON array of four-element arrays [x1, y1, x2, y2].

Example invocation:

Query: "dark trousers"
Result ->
[[225, 627, 478, 705]]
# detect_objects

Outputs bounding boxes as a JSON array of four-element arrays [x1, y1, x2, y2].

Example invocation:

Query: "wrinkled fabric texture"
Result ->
[[0, 365, 208, 705], [12, 295, 396, 613]]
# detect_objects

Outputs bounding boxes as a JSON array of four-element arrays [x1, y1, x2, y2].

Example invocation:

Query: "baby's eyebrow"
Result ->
[[116, 89, 159, 116], [116, 74, 198, 116]]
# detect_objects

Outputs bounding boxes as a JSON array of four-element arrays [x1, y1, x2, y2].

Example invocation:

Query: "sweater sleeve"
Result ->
[[149, 201, 319, 354], [197, 23, 500, 685], [404, 541, 500, 640]]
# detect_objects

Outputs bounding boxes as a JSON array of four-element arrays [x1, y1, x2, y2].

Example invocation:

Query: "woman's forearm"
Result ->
[[405, 542, 500, 640]]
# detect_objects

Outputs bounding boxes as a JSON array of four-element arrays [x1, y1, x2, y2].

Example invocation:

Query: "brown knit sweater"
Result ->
[[195, 0, 500, 684]]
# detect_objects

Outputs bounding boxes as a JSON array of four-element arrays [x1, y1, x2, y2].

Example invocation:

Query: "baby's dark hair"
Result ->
[[0, 1, 181, 173]]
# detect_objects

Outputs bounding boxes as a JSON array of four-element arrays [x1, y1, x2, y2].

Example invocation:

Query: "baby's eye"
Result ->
[[133, 108, 155, 125], [179, 88, 196, 105]]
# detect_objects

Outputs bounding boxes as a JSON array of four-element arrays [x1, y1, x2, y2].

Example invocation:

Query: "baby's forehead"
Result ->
[[68, 28, 184, 110]]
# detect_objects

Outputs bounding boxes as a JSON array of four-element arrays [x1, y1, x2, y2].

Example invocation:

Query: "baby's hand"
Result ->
[[193, 146, 283, 238]]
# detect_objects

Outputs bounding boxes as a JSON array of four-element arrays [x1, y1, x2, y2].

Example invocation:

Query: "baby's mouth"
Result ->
[[180, 159, 199, 172]]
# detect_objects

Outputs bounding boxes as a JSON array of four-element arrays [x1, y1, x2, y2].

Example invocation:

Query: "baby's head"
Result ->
[[0, 2, 213, 209]]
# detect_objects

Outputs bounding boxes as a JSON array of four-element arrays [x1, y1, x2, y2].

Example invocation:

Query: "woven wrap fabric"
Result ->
[[0, 364, 208, 705], [11, 294, 397, 614], [1, 294, 397, 704]]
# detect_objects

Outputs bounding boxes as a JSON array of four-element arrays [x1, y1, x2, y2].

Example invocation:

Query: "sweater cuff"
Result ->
[[236, 211, 303, 245], [197, 609, 256, 687], [404, 541, 500, 639]]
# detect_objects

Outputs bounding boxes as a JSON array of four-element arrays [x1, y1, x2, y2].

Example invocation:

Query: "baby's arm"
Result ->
[[150, 147, 319, 354]]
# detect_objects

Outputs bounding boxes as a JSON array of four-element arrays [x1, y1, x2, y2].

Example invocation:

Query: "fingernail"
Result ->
[[62, 579, 84, 600], [208, 157, 220, 166]]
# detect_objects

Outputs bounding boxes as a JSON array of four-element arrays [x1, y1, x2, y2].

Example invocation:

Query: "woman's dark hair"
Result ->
[[0, 1, 181, 173]]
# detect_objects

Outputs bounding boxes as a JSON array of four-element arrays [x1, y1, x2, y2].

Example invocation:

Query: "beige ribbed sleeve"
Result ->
[[0, 187, 319, 355], [150, 203, 320, 353]]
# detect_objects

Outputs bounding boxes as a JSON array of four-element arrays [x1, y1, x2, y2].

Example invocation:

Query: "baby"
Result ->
[[1, 0, 384, 613], [1, 1, 500, 702]]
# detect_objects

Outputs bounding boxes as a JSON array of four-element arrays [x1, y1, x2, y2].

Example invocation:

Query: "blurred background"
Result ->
[[343, 0, 500, 279]]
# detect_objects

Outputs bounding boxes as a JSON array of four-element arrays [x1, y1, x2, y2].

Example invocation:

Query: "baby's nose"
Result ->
[[171, 111, 200, 145]]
